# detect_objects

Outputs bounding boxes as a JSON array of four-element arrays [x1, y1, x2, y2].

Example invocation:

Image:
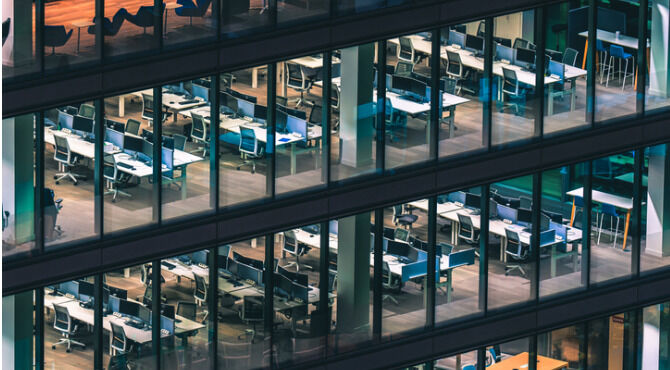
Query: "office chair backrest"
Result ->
[[601, 203, 619, 217], [125, 119, 141, 135], [239, 127, 259, 156], [563, 47, 579, 66], [79, 104, 95, 119], [286, 63, 305, 89], [53, 304, 71, 332], [194, 273, 207, 301], [191, 113, 207, 140], [222, 342, 251, 368], [54, 135, 71, 163], [395, 60, 414, 76], [110, 322, 127, 351], [504, 228, 523, 257], [177, 301, 197, 321], [502, 67, 519, 95], [142, 93, 154, 118], [283, 230, 298, 253], [610, 44, 626, 59], [438, 242, 453, 256], [331, 85, 340, 110], [457, 213, 473, 230], [241, 296, 263, 321], [513, 38, 531, 50], [477, 21, 486, 37], [440, 77, 458, 95], [308, 104, 322, 125], [142, 285, 152, 306], [108, 354, 129, 370], [398, 36, 414, 62], [382, 261, 392, 282], [446, 50, 463, 76], [103, 154, 117, 181]]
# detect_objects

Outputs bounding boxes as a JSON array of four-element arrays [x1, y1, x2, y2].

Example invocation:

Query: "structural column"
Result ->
[[649, 0, 670, 98], [645, 144, 670, 257], [2, 0, 34, 68], [337, 213, 371, 332], [340, 44, 375, 169], [2, 292, 34, 370], [641, 303, 670, 369]]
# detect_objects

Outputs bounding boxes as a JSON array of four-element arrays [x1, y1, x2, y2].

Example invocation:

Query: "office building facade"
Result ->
[[3, 0, 670, 368]]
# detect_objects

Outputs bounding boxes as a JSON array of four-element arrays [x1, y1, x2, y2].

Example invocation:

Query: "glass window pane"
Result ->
[[488, 175, 535, 310], [646, 3, 670, 112], [217, 237, 269, 369], [589, 151, 634, 284], [329, 211, 373, 355], [276, 54, 326, 194], [434, 350, 478, 369], [44, 101, 98, 248], [104, 265, 156, 368], [381, 201, 426, 340], [274, 224, 325, 366], [103, 90, 157, 234], [44, 0, 97, 71], [430, 189, 482, 324], [641, 143, 670, 273], [163, 1, 216, 48], [277, 0, 328, 26], [2, 291, 36, 370], [538, 325, 584, 369], [331, 44, 378, 181], [160, 250, 213, 369], [594, 0, 638, 122], [220, 0, 271, 38], [104, 1, 157, 59], [2, 0, 39, 79], [543, 2, 590, 136], [44, 277, 95, 369], [492, 10, 537, 146], [2, 113, 37, 260], [640, 302, 670, 370], [588, 310, 636, 369], [385, 32, 432, 169], [486, 337, 530, 367], [540, 163, 587, 299], [160, 78, 213, 220], [440, 22, 486, 157], [219, 66, 271, 207]]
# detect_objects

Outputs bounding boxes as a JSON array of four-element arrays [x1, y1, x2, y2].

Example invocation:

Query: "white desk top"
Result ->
[[219, 116, 323, 147], [133, 89, 207, 111], [566, 187, 633, 210], [290, 55, 340, 69], [292, 229, 338, 251], [578, 29, 649, 50], [408, 199, 465, 215]]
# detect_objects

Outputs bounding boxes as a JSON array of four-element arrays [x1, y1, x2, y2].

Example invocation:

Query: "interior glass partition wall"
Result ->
[[641, 143, 670, 273], [276, 0, 329, 25], [2, 113, 37, 260], [43, 0, 97, 71], [537, 325, 584, 369], [219, 66, 271, 207], [384, 32, 433, 169], [220, 0, 271, 38], [103, 0, 158, 58], [439, 21, 486, 158], [1, 0, 39, 79], [587, 309, 636, 369], [160, 78, 213, 221], [43, 100, 98, 249], [491, 10, 537, 146]]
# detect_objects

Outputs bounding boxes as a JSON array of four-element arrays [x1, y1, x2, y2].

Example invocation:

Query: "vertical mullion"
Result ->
[[264, 234, 275, 340], [580, 321, 589, 370], [587, 0, 596, 125], [479, 184, 490, 313], [319, 221, 330, 341], [636, 0, 648, 115], [212, 0, 220, 38], [376, 41, 387, 174], [267, 63, 277, 199], [152, 87, 163, 225], [583, 161, 593, 288], [426, 196, 437, 328], [95, 99, 104, 238], [483, 18, 493, 150], [35, 288, 44, 370], [210, 74, 220, 211], [94, 274, 103, 370], [95, 0, 104, 61], [322, 50, 332, 185], [632, 148, 643, 273], [208, 246, 218, 369], [430, 29, 440, 160], [529, 334, 538, 370], [531, 173, 542, 302], [476, 347, 486, 370], [154, 0, 163, 49], [35, 111, 45, 254], [534, 7, 546, 139], [36, 0, 44, 75], [151, 260, 161, 369], [373, 208, 383, 342]]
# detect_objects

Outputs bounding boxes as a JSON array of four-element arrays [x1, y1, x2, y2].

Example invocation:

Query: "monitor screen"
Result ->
[[448, 191, 467, 204], [192, 84, 209, 101], [162, 147, 174, 169], [138, 305, 151, 323], [448, 30, 466, 47], [60, 280, 79, 297], [227, 258, 238, 275], [465, 192, 481, 209], [106, 285, 128, 300], [275, 273, 293, 298], [161, 304, 175, 319], [78, 280, 94, 301], [123, 135, 143, 154], [232, 252, 264, 270], [105, 128, 124, 149], [103, 287, 110, 305], [237, 263, 263, 285], [108, 295, 121, 313], [540, 213, 551, 231], [278, 104, 307, 120], [409, 78, 427, 98], [394, 228, 410, 242], [73, 116, 94, 133], [192, 250, 208, 265], [496, 44, 515, 62], [228, 89, 257, 104], [160, 315, 175, 334], [516, 47, 535, 67], [254, 104, 267, 121], [276, 109, 288, 133], [58, 111, 74, 130], [497, 204, 518, 223], [465, 34, 484, 52], [286, 115, 306, 138], [489, 199, 498, 218], [105, 119, 125, 132], [517, 207, 532, 224], [291, 283, 309, 302], [141, 140, 153, 160], [386, 240, 409, 257], [237, 99, 255, 118], [392, 75, 412, 92], [225, 93, 238, 113], [119, 299, 139, 317], [277, 265, 308, 286]]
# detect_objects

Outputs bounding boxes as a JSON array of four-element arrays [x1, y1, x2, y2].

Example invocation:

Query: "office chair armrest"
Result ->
[[55, 199, 63, 205]]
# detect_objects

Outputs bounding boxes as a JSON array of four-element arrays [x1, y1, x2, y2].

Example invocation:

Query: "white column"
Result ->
[[336, 214, 371, 332], [649, 0, 670, 98], [2, 292, 34, 370], [646, 144, 670, 257], [2, 0, 34, 68]]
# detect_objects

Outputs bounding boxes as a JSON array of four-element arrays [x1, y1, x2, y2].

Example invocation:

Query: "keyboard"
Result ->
[[161, 261, 176, 270], [198, 263, 208, 269], [125, 318, 145, 329], [179, 99, 199, 105], [117, 162, 134, 170], [231, 280, 242, 287], [470, 209, 481, 216]]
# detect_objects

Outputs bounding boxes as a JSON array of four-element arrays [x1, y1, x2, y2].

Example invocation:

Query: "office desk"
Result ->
[[291, 229, 338, 253], [407, 199, 464, 215], [488, 352, 568, 370], [161, 258, 250, 297], [132, 89, 207, 121], [567, 187, 633, 250], [578, 29, 649, 87]]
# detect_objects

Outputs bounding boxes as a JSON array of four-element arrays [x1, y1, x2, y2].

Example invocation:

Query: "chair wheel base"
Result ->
[[52, 345, 56, 350], [55, 181, 60, 185], [66, 349, 71, 353]]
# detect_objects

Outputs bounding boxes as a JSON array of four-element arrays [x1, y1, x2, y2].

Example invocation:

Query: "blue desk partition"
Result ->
[[447, 248, 476, 268], [538, 229, 557, 246]]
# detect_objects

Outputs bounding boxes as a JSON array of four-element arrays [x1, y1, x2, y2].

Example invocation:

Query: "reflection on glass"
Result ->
[[588, 310, 635, 369], [2, 291, 36, 369], [381, 201, 426, 340], [274, 224, 325, 366], [440, 23, 486, 157], [385, 32, 432, 169], [543, 2, 590, 136], [336, 0, 406, 16], [276, 54, 326, 194], [104, 1, 158, 58], [331, 45, 378, 181], [161, 250, 213, 369], [589, 152, 633, 284], [488, 175, 535, 310], [640, 302, 670, 369], [594, 0, 638, 122], [434, 350, 478, 369], [44, 277, 95, 369], [221, 0, 271, 38], [646, 2, 670, 112], [217, 237, 269, 369], [641, 144, 670, 273], [2, 113, 37, 259], [329, 211, 373, 355], [164, 0, 216, 47], [219, 66, 271, 207], [43, 102, 98, 248], [432, 189, 481, 324], [161, 78, 213, 220], [103, 90, 156, 233], [2, 0, 39, 79], [486, 337, 530, 367], [44, 0, 97, 71], [538, 325, 584, 369], [539, 163, 586, 299], [277, 0, 328, 25], [103, 265, 156, 367], [492, 11, 537, 146]]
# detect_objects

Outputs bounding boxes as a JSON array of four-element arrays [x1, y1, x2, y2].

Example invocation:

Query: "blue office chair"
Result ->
[[606, 44, 634, 91], [236, 127, 263, 173], [125, 6, 161, 34], [597, 203, 622, 247], [175, 0, 213, 26], [596, 39, 609, 84], [44, 25, 73, 55], [462, 365, 476, 370], [393, 204, 418, 230], [87, 8, 129, 36], [500, 67, 526, 116]]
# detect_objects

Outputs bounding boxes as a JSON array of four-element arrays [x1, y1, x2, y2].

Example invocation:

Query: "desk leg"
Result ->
[[548, 84, 554, 116], [551, 247, 557, 278], [181, 166, 188, 200], [252, 67, 259, 89], [573, 244, 578, 272], [119, 96, 125, 117], [77, 27, 81, 54], [622, 210, 631, 250], [582, 39, 588, 70], [290, 143, 297, 175], [501, 237, 506, 262], [570, 198, 576, 227], [570, 79, 576, 111], [446, 269, 453, 303], [449, 107, 456, 139]]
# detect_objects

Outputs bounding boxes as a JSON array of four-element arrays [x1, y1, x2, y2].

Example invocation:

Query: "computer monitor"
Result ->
[[227, 258, 238, 275], [286, 115, 307, 139], [105, 285, 128, 300], [161, 304, 175, 319], [275, 273, 293, 299], [192, 250, 208, 265], [141, 140, 153, 160], [496, 44, 515, 63], [78, 280, 94, 302], [448, 30, 466, 47], [254, 104, 267, 122], [232, 252, 264, 270], [105, 128, 124, 149], [386, 240, 409, 257], [105, 119, 125, 132], [409, 78, 427, 99], [394, 228, 410, 242], [329, 220, 338, 235], [237, 98, 255, 118], [278, 104, 307, 120], [465, 34, 484, 53], [291, 283, 309, 302], [540, 213, 551, 231], [192, 84, 209, 101], [489, 199, 498, 218], [108, 295, 121, 313], [517, 207, 532, 224], [237, 263, 263, 286], [123, 135, 143, 154], [225, 93, 238, 114], [58, 111, 74, 130], [162, 147, 174, 169], [276, 109, 288, 133], [392, 75, 412, 92], [515, 47, 536, 69], [228, 89, 257, 104], [103, 287, 110, 306], [119, 299, 140, 317], [141, 128, 154, 142], [465, 192, 481, 209], [497, 204, 518, 223], [448, 191, 467, 204], [73, 116, 94, 134], [548, 60, 565, 80], [277, 265, 308, 286], [138, 305, 151, 323], [542, 210, 563, 224]]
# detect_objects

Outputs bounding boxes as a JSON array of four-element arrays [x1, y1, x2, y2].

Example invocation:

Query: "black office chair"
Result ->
[[141, 93, 170, 127], [392, 205, 418, 230], [282, 230, 311, 271], [193, 273, 208, 321], [173, 134, 188, 151], [286, 62, 312, 107], [382, 261, 401, 305], [238, 296, 264, 343], [110, 322, 132, 356], [562, 48, 579, 67], [103, 154, 132, 202], [446, 50, 473, 95], [53, 135, 87, 185], [457, 213, 479, 245], [44, 25, 73, 55], [501, 67, 525, 115], [504, 228, 529, 276], [394, 60, 414, 77], [52, 304, 86, 353], [190, 112, 209, 157], [477, 21, 486, 38], [107, 353, 131, 370]]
